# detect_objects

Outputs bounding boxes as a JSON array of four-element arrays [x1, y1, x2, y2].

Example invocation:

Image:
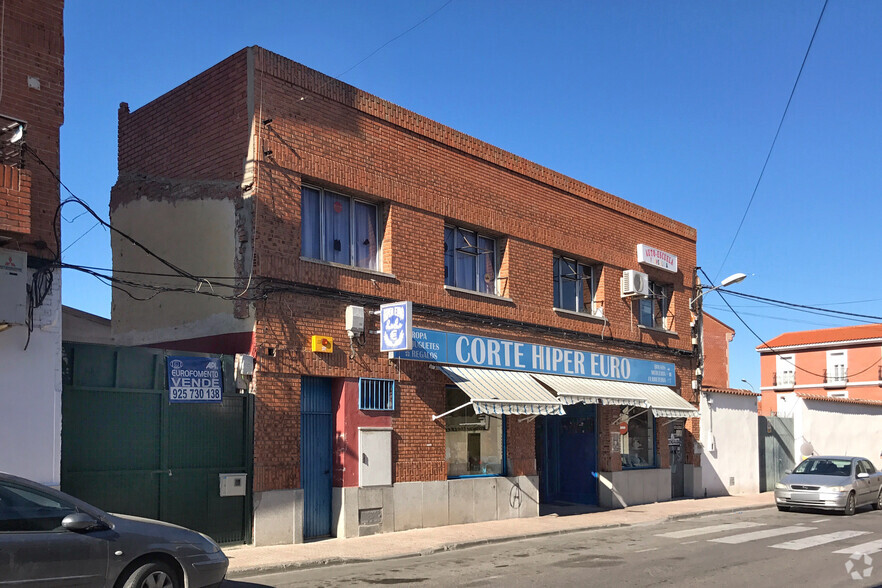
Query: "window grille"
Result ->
[[359, 378, 396, 411]]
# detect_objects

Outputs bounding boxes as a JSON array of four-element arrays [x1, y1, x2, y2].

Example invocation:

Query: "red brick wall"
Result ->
[[0, 0, 63, 259], [703, 314, 735, 389]]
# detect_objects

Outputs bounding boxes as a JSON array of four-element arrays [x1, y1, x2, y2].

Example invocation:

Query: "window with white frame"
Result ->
[[553, 256, 595, 313], [638, 281, 673, 330], [775, 353, 795, 388], [444, 225, 497, 295], [301, 185, 379, 270], [826, 350, 847, 385]]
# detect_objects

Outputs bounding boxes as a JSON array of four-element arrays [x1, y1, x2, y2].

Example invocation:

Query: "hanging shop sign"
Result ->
[[391, 328, 676, 386], [637, 244, 678, 273], [380, 301, 413, 352], [166, 356, 223, 403]]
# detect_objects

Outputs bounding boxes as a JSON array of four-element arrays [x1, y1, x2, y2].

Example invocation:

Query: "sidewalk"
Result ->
[[225, 493, 775, 579]]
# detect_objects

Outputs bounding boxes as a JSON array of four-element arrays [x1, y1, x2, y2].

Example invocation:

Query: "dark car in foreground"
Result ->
[[0, 471, 228, 587], [774, 456, 882, 515]]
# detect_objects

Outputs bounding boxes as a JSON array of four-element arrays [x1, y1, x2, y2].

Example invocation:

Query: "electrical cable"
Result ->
[[714, 0, 829, 281]]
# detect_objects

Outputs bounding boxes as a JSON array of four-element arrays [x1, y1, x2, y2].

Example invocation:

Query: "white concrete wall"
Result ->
[[597, 468, 671, 508], [0, 269, 61, 486], [111, 198, 253, 345], [699, 391, 759, 496], [782, 397, 882, 470]]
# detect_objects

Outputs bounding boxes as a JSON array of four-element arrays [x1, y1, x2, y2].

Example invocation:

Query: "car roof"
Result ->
[[805, 456, 859, 461]]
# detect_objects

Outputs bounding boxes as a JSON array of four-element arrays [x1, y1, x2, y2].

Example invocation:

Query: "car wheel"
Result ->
[[777, 505, 790, 512], [843, 492, 856, 516], [872, 490, 882, 511], [122, 561, 180, 588]]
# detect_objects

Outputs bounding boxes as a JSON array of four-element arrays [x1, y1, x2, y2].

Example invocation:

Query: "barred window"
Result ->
[[359, 378, 395, 411]]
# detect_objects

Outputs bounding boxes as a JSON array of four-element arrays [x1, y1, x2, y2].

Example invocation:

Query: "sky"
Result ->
[[61, 1, 882, 392]]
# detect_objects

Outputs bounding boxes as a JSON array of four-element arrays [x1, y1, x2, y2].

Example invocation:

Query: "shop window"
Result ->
[[553, 255, 596, 313], [620, 408, 655, 469], [358, 378, 395, 411], [301, 185, 379, 270], [638, 281, 673, 330], [444, 225, 497, 295], [444, 386, 504, 477]]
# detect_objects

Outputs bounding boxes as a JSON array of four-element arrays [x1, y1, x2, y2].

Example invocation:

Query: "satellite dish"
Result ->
[[9, 124, 23, 144], [800, 442, 815, 456]]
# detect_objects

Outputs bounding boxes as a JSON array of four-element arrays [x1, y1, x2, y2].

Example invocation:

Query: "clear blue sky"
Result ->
[[61, 1, 882, 391]]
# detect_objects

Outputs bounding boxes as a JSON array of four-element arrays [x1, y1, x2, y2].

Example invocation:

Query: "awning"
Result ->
[[437, 366, 566, 417], [532, 374, 698, 419]]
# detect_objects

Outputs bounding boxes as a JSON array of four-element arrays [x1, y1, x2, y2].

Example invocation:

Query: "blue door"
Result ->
[[301, 377, 333, 539], [539, 403, 597, 504]]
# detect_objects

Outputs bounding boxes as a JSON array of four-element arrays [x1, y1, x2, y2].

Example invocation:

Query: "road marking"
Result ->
[[771, 530, 871, 551], [680, 540, 698, 545], [635, 547, 658, 553], [811, 519, 830, 523], [709, 526, 815, 544], [833, 538, 882, 556], [655, 522, 764, 539]]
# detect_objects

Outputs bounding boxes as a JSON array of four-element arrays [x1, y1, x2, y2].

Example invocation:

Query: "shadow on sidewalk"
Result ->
[[539, 501, 607, 517]]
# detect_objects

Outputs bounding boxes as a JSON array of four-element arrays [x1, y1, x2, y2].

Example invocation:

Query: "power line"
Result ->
[[714, 0, 829, 281]]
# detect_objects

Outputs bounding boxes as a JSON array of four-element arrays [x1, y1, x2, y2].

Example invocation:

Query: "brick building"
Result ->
[[0, 0, 64, 486], [111, 46, 700, 545], [759, 323, 882, 416]]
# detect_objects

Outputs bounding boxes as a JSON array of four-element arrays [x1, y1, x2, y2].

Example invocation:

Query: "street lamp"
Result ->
[[741, 378, 757, 394], [690, 272, 747, 307]]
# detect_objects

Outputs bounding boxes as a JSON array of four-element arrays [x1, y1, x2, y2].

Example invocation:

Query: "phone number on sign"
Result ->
[[170, 388, 222, 401]]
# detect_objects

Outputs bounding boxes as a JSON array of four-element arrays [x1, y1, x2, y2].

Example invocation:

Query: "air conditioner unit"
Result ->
[[620, 270, 649, 298]]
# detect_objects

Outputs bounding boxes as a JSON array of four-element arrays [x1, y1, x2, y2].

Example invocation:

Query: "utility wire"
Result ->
[[714, 0, 829, 281]]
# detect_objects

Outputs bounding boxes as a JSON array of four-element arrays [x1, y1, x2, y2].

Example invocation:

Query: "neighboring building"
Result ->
[[701, 313, 736, 389], [759, 324, 882, 416], [0, 0, 64, 486], [62, 305, 113, 345], [111, 46, 700, 545]]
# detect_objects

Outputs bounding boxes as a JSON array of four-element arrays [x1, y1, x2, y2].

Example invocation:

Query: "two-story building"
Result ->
[[759, 323, 882, 415], [111, 46, 701, 545], [0, 0, 64, 487]]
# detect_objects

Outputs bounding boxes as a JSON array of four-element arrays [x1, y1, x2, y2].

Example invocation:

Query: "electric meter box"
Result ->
[[0, 248, 27, 325], [219, 473, 247, 497]]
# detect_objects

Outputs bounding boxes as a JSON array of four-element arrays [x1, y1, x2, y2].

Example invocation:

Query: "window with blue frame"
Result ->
[[444, 225, 497, 295], [620, 407, 656, 469], [301, 185, 379, 270], [444, 386, 504, 477], [358, 378, 395, 411]]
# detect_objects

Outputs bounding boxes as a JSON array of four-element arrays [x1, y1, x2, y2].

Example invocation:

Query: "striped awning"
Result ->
[[438, 366, 566, 416], [532, 374, 698, 419]]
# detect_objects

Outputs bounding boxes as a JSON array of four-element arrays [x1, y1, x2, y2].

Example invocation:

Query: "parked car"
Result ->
[[774, 456, 882, 515], [0, 471, 228, 587]]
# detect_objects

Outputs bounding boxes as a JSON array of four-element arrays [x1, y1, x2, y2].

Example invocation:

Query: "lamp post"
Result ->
[[740, 378, 757, 394], [691, 271, 747, 402]]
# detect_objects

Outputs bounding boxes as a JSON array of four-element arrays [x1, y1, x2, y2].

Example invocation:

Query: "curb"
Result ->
[[226, 502, 773, 579]]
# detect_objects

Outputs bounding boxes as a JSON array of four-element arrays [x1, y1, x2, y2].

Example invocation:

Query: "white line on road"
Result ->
[[709, 526, 815, 545], [680, 540, 698, 545], [635, 547, 658, 553], [833, 538, 882, 556], [811, 519, 830, 523], [771, 530, 871, 551], [655, 522, 765, 539]]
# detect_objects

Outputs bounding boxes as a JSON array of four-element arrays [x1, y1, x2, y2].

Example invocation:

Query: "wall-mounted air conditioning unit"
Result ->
[[0, 248, 27, 325], [620, 269, 649, 298]]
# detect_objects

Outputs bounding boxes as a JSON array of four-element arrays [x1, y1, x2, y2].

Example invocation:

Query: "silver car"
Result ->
[[774, 456, 882, 515], [0, 471, 228, 587]]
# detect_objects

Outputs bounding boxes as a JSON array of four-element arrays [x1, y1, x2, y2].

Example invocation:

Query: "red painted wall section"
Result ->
[[703, 314, 735, 389], [333, 378, 393, 488]]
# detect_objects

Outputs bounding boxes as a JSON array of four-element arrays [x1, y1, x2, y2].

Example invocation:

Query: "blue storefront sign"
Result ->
[[380, 301, 413, 352], [166, 356, 224, 403], [391, 328, 676, 386]]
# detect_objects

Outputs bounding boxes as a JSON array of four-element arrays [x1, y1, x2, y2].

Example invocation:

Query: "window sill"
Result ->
[[444, 285, 513, 303], [638, 325, 677, 336], [553, 307, 607, 322], [824, 380, 848, 389], [300, 257, 396, 279]]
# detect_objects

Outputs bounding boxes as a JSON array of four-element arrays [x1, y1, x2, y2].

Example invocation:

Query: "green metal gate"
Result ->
[[758, 415, 795, 493], [61, 343, 253, 545]]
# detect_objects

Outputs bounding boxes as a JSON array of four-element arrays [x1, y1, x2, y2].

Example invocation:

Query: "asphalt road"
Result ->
[[225, 505, 882, 588]]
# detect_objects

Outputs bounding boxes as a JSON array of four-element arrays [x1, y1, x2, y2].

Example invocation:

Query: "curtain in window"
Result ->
[[353, 201, 378, 270], [323, 192, 350, 265], [444, 226, 455, 286], [301, 186, 321, 260], [477, 236, 496, 294], [455, 229, 477, 291]]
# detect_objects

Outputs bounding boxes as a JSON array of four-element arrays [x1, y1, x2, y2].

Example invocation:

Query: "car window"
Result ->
[[793, 459, 852, 475], [0, 481, 79, 532], [862, 460, 876, 474]]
